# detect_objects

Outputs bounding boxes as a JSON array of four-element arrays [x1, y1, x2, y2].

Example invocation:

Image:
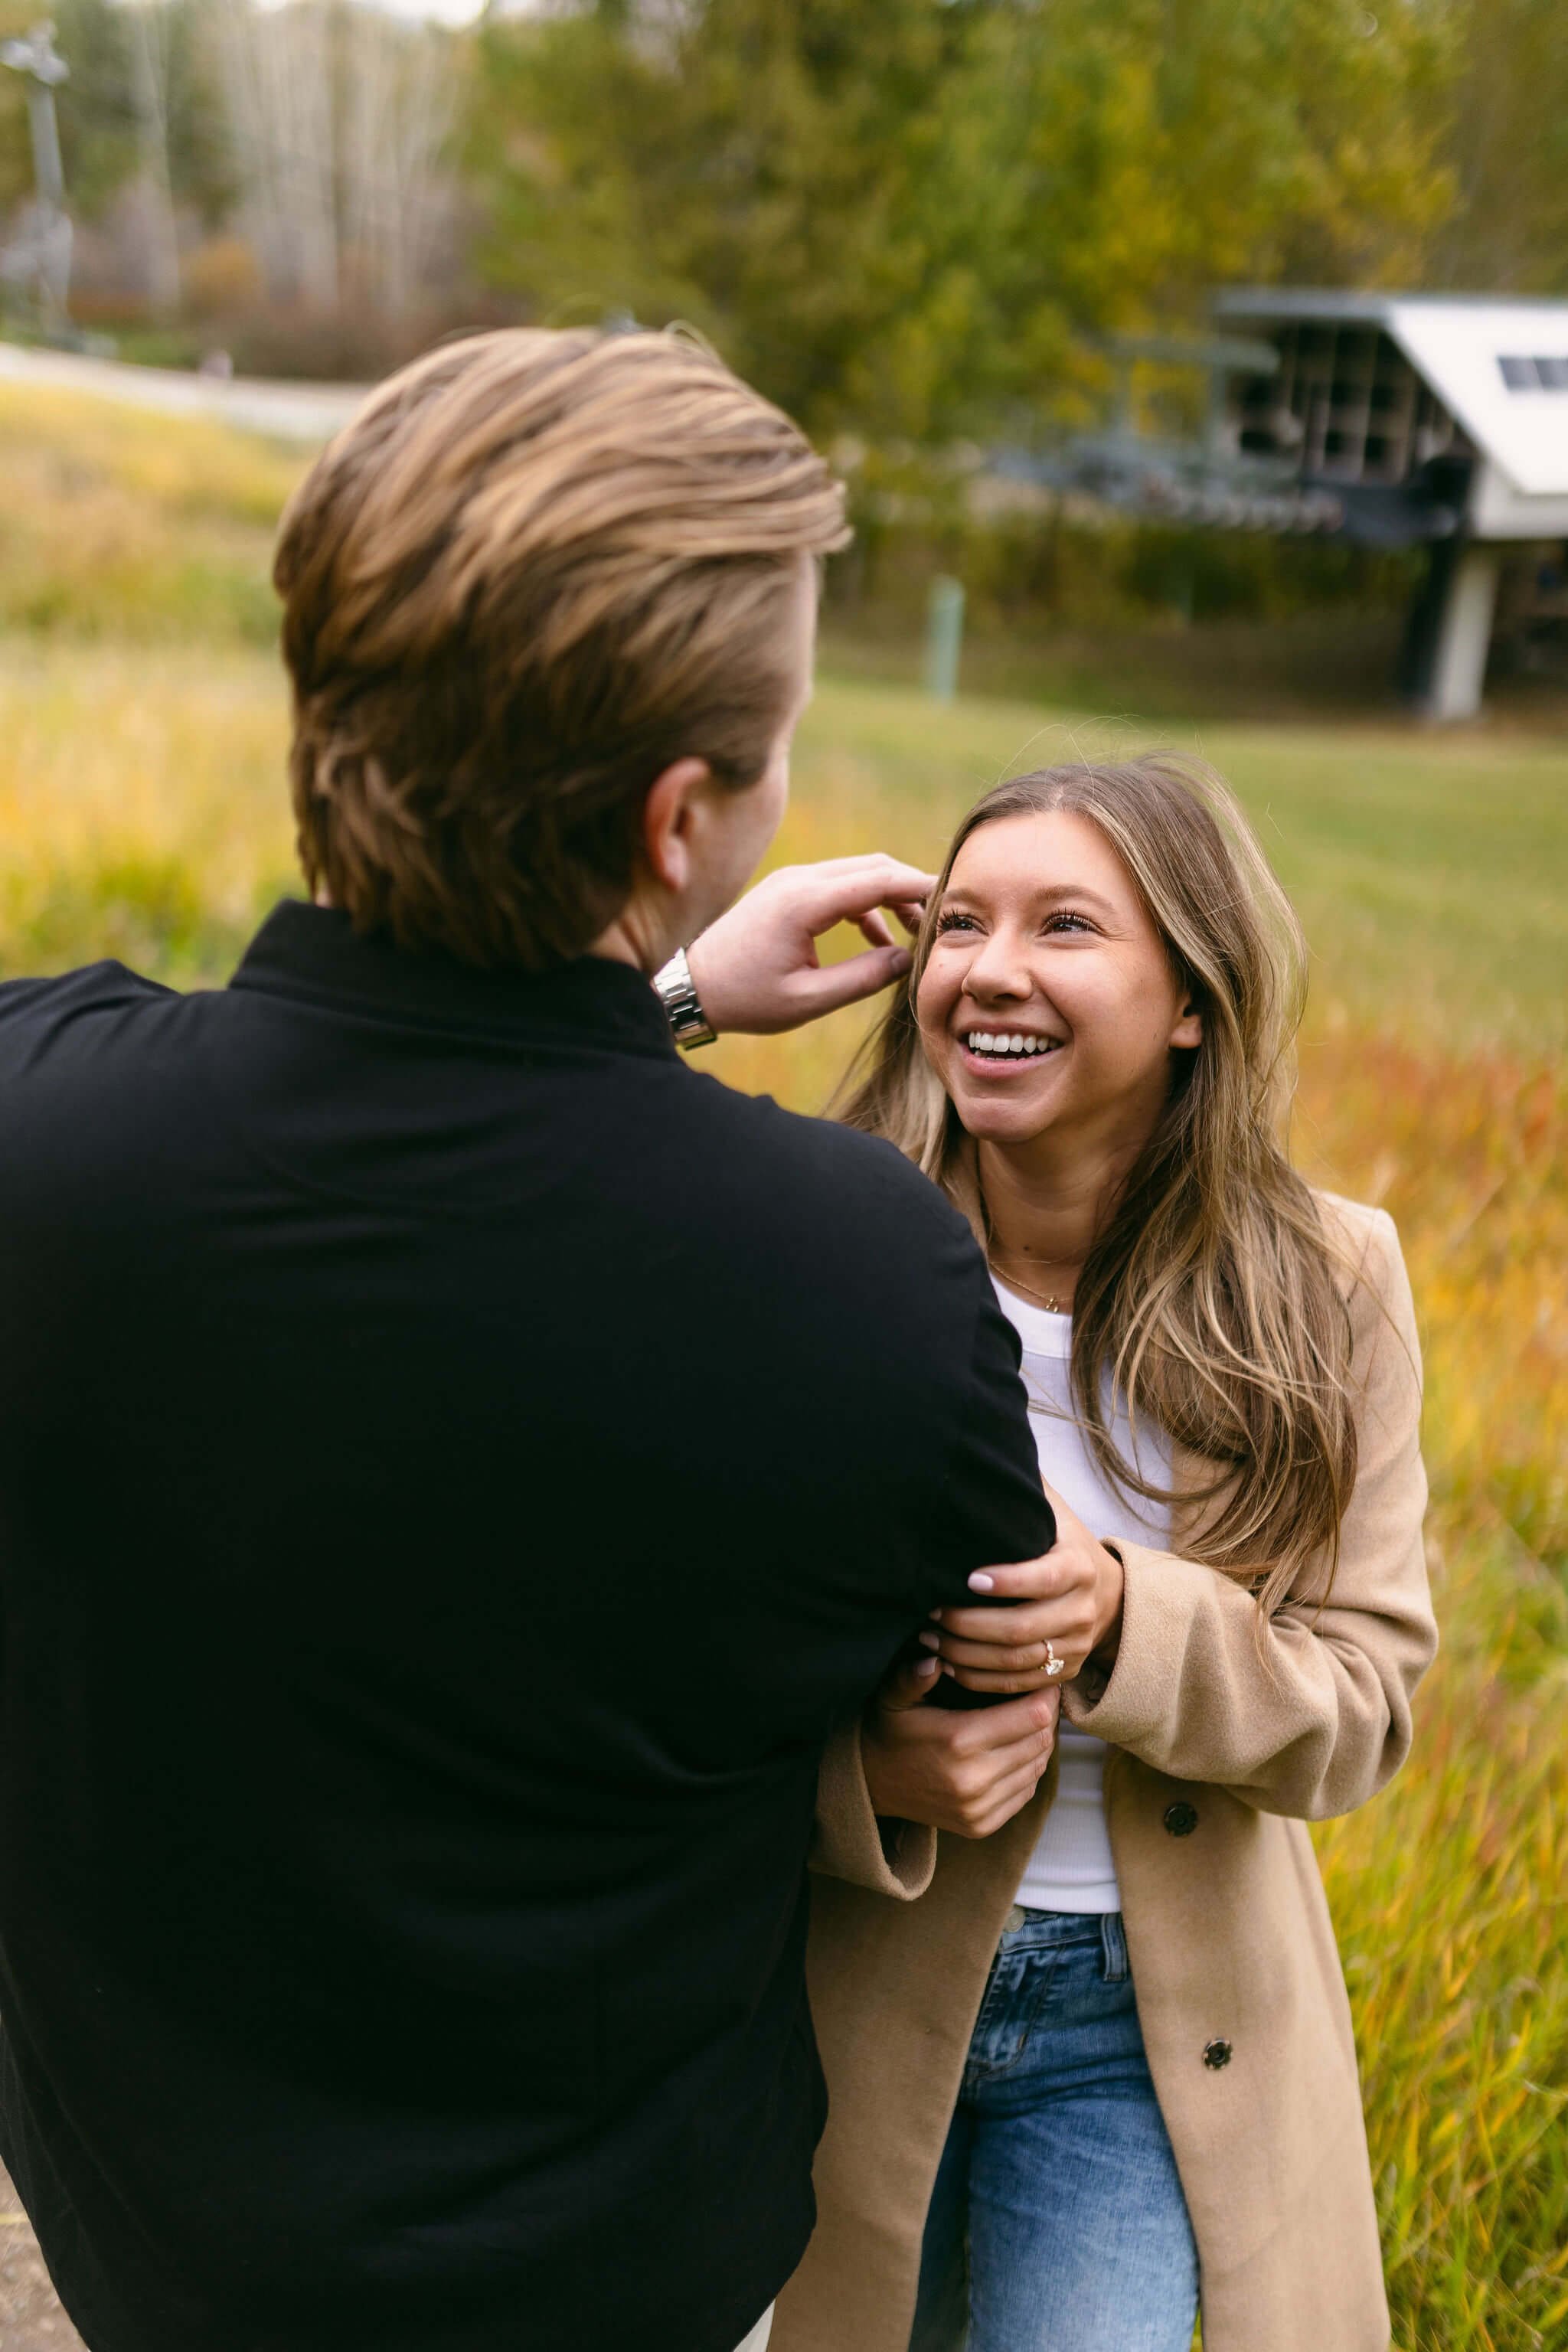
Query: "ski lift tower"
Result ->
[[1, 21, 73, 336]]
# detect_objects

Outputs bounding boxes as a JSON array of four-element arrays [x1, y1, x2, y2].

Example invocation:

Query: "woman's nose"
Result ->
[[962, 933, 1032, 1000]]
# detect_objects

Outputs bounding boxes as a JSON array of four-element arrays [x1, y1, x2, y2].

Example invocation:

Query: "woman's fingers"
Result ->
[[953, 1757, 1054, 1840], [939, 1687, 1059, 1763], [946, 1659, 1070, 1694], [964, 1553, 1073, 1602], [931, 1630, 1058, 1673], [934, 1612, 1093, 1661], [932, 1604, 1093, 1687], [877, 1652, 942, 1711], [933, 1599, 1061, 1648]]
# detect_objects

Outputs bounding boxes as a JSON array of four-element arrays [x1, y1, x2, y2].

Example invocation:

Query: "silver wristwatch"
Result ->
[[653, 946, 717, 1050]]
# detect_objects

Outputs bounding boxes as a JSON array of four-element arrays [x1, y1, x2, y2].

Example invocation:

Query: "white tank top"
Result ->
[[991, 1279, 1171, 1913]]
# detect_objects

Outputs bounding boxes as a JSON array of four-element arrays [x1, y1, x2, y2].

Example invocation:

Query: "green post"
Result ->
[[924, 574, 965, 704]]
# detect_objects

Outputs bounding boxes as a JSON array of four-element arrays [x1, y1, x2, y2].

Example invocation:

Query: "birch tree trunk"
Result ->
[[342, 9, 456, 318], [215, 0, 338, 312], [127, 2, 181, 315]]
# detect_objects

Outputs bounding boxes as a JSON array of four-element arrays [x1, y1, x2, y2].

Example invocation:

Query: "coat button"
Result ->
[[1203, 2039, 1233, 2069], [1164, 1802, 1198, 1837]]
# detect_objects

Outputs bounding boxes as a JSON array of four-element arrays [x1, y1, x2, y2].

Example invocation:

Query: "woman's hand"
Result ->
[[861, 1660, 1060, 1838], [924, 1481, 1125, 1695]]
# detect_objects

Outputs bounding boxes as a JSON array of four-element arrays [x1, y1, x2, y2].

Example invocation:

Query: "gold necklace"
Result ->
[[987, 1253, 1073, 1315]]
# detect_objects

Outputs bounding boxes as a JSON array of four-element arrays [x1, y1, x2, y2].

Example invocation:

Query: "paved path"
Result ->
[[0, 2167, 83, 2351], [0, 340, 367, 444]]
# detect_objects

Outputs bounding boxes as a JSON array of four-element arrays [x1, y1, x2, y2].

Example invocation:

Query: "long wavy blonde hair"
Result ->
[[838, 754, 1357, 1611]]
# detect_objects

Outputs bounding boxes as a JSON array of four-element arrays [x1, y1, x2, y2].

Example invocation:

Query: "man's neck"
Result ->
[[590, 903, 678, 977]]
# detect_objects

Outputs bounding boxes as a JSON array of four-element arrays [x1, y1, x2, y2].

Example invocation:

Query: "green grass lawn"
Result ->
[[8, 640, 1562, 1059]]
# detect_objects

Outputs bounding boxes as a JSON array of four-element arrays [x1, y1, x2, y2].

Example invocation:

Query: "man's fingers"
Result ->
[[789, 942, 913, 1018], [794, 858, 936, 933]]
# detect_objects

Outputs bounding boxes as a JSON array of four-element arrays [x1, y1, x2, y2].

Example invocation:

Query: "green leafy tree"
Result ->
[[465, 0, 1460, 443], [1429, 0, 1568, 292]]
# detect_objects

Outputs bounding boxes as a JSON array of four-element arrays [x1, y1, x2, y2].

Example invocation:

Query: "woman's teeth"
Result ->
[[965, 1032, 1060, 1059]]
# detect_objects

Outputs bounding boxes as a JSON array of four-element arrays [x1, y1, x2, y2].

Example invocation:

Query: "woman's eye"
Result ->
[[1043, 911, 1094, 936], [934, 910, 978, 935]]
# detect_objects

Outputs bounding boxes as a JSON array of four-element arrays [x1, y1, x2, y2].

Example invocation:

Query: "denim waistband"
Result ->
[[998, 1907, 1129, 1980]]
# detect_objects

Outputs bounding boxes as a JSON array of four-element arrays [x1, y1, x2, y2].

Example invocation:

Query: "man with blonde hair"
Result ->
[[0, 329, 1054, 2352]]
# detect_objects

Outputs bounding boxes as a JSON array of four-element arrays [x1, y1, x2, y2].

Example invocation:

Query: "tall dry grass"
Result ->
[[0, 384, 301, 645], [1298, 1039, 1567, 2352]]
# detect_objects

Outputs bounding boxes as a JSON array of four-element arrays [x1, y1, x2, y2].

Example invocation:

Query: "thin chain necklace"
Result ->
[[986, 1251, 1076, 1316]]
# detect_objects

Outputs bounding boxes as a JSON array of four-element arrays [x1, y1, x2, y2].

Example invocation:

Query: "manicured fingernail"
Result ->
[[941, 1661, 956, 1677], [914, 1655, 939, 1677], [918, 1629, 942, 1650], [968, 1573, 995, 1593]]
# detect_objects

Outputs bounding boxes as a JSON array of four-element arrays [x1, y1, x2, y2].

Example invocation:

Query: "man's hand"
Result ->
[[685, 856, 933, 1035], [926, 1480, 1125, 1695], [861, 1661, 1059, 1839]]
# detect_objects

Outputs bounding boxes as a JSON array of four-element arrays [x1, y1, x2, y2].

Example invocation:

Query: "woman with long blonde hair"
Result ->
[[774, 755, 1435, 2352]]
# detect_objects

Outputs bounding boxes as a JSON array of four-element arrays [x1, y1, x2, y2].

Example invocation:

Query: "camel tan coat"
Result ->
[[776, 1194, 1434, 2352]]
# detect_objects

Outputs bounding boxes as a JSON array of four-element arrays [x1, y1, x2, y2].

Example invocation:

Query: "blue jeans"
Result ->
[[910, 1910, 1199, 2352]]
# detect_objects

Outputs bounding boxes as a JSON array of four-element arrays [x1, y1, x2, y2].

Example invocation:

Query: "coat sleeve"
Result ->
[[808, 1718, 938, 1900], [1063, 1207, 1436, 1821]]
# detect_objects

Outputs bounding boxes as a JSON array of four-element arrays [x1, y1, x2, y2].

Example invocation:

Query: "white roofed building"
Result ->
[[1000, 289, 1568, 718], [1213, 290, 1568, 717]]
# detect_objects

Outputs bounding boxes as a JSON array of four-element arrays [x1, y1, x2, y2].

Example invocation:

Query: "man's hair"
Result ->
[[273, 328, 848, 967]]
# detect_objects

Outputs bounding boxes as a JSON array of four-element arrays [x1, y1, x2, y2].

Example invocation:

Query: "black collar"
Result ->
[[228, 901, 677, 1057]]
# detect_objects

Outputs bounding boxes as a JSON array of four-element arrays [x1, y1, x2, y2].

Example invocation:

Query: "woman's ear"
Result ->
[[1170, 994, 1203, 1050]]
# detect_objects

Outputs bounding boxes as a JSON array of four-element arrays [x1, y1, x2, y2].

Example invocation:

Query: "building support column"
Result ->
[[1400, 540, 1501, 721]]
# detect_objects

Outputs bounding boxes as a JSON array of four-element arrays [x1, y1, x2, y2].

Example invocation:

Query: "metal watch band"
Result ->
[[653, 946, 717, 1050]]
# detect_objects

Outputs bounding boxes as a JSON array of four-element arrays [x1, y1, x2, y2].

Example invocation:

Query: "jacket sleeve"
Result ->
[[1063, 1207, 1436, 1821], [803, 1208, 1053, 1899], [808, 1717, 939, 1900]]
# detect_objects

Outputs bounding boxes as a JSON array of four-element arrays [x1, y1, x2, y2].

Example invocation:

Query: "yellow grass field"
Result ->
[[1, 386, 1565, 2350]]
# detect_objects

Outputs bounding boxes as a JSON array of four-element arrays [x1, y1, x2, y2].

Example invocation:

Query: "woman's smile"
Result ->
[[956, 1026, 1066, 1075], [959, 1030, 1067, 1067]]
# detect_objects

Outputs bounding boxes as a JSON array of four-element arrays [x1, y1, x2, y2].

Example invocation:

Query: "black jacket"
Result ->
[[0, 903, 1051, 2352]]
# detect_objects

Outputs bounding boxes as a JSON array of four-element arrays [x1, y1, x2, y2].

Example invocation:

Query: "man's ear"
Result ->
[[1171, 994, 1203, 1050], [640, 758, 714, 895]]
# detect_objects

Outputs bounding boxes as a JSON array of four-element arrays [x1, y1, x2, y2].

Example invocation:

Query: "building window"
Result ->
[[1498, 355, 1568, 391]]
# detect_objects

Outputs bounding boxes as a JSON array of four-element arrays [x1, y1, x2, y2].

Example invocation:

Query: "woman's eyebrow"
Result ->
[[1031, 880, 1118, 913], [940, 880, 1119, 913]]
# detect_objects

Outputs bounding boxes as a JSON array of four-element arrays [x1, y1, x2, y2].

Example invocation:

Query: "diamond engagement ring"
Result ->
[[1044, 1642, 1066, 1678]]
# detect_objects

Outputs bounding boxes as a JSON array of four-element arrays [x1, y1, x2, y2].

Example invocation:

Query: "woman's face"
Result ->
[[916, 808, 1201, 1157]]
